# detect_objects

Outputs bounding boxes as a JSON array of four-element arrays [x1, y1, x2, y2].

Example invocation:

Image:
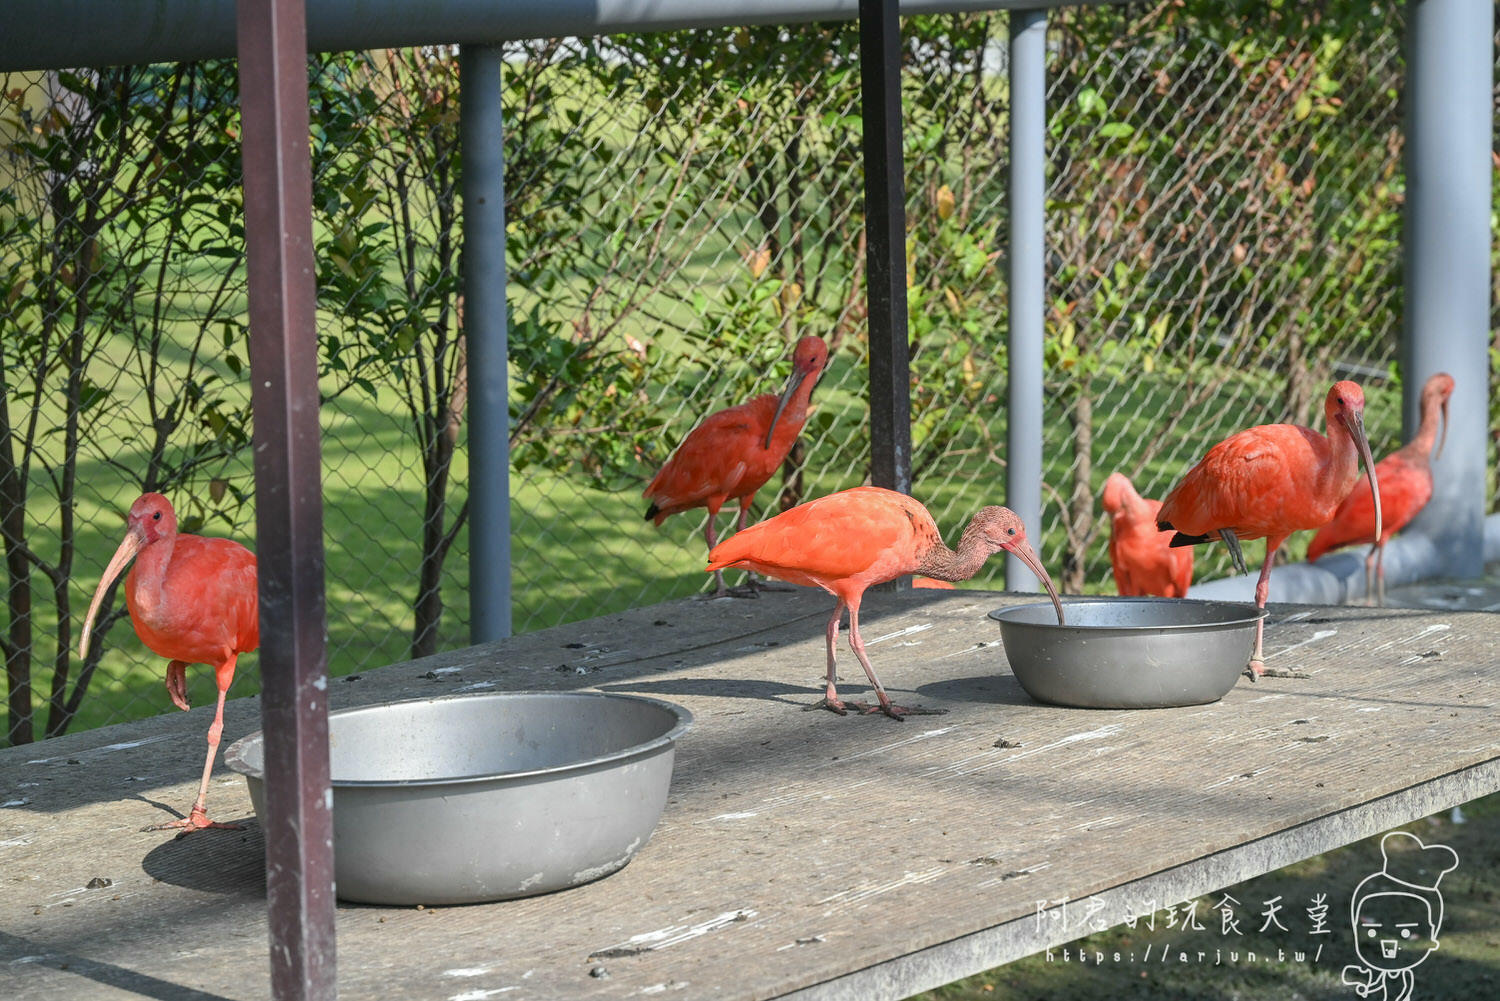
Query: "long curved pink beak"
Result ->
[[763, 366, 809, 450], [1006, 538, 1064, 625], [79, 529, 142, 658], [1345, 410, 1382, 545], [1435, 397, 1449, 462]]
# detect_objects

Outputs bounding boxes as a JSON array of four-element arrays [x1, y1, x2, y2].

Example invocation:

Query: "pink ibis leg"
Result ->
[[806, 600, 851, 715], [846, 599, 945, 720], [147, 659, 244, 833], [701, 511, 732, 597], [1375, 541, 1388, 607], [1247, 538, 1285, 679]]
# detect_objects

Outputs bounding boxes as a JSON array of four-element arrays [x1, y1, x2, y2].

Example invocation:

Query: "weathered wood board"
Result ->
[[3, 589, 1498, 1000]]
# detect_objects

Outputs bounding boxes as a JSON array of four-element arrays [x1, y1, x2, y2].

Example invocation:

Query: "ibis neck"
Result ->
[[1115, 480, 1149, 522], [1406, 397, 1444, 459], [127, 535, 175, 621], [914, 520, 991, 583]]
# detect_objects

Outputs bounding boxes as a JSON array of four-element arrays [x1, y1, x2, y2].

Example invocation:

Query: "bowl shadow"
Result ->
[[914, 672, 1038, 708]]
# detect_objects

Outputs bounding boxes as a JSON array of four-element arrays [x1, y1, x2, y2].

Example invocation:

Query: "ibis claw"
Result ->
[[861, 701, 946, 720], [145, 806, 243, 835], [165, 661, 191, 712]]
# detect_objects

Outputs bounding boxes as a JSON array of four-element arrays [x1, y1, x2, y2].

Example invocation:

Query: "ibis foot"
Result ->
[[805, 696, 851, 716], [859, 701, 947, 721], [145, 807, 243, 834]]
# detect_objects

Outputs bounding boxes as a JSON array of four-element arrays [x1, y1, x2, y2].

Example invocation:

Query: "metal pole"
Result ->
[[860, 0, 913, 563], [1006, 8, 1046, 592], [235, 1, 336, 998], [461, 44, 513, 642], [1402, 0, 1492, 576]]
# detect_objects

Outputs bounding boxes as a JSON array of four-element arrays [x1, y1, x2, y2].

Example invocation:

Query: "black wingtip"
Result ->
[[644, 503, 659, 522], [1169, 532, 1211, 549]]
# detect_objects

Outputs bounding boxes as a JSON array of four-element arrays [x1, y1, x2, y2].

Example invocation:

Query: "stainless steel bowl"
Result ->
[[988, 597, 1267, 709], [224, 691, 692, 905]]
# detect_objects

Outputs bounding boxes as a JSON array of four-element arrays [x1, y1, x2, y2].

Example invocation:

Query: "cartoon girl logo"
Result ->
[[1341, 830, 1459, 1001]]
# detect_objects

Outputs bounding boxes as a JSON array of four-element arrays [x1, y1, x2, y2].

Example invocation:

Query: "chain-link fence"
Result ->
[[0, 2, 1478, 743]]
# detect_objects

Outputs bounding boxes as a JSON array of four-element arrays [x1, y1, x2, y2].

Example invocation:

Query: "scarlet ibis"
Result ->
[[1307, 372, 1453, 605], [80, 493, 258, 831], [706, 485, 1062, 719], [1101, 472, 1193, 597], [1157, 381, 1381, 676], [645, 336, 829, 596]]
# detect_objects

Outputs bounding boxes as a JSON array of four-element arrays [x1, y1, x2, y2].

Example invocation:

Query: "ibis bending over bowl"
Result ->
[[707, 486, 1062, 720]]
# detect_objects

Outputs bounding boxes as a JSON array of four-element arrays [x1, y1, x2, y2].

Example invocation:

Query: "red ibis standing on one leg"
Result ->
[[1307, 372, 1454, 605], [1156, 381, 1382, 677], [1101, 472, 1193, 597], [706, 485, 1062, 719], [80, 493, 259, 832], [644, 336, 829, 596]]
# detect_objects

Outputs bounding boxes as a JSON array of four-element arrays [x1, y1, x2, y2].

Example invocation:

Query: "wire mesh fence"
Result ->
[[0, 2, 1479, 743]]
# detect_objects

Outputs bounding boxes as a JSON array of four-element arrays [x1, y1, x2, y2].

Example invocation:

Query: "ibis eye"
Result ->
[[1007, 528, 1016, 536], [153, 512, 161, 521]]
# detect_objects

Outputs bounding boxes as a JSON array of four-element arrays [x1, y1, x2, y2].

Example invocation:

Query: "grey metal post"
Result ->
[[235, 0, 336, 998], [1006, 8, 1046, 592], [1401, 0, 1492, 576], [462, 44, 513, 642]]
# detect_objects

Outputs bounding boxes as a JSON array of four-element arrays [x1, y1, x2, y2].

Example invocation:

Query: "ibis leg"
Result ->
[[846, 599, 945, 720], [1375, 542, 1388, 607], [147, 676, 243, 833], [1246, 543, 1279, 678], [805, 600, 851, 715], [704, 514, 727, 597]]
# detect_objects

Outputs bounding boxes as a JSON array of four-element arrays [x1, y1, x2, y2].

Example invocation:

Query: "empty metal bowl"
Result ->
[[988, 597, 1267, 709], [224, 690, 692, 905]]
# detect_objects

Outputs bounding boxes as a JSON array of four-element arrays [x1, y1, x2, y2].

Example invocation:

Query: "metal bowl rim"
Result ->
[[223, 690, 694, 789], [988, 596, 1268, 632]]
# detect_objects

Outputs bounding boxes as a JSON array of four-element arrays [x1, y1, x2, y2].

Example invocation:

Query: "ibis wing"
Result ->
[[643, 397, 780, 515], [707, 487, 929, 583], [1158, 425, 1314, 539]]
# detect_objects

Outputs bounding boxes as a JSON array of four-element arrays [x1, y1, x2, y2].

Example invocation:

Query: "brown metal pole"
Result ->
[[860, 0, 912, 503], [235, 1, 336, 998], [860, 0, 912, 592]]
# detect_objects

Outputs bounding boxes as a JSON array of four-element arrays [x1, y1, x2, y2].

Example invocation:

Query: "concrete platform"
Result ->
[[2, 589, 1498, 1000]]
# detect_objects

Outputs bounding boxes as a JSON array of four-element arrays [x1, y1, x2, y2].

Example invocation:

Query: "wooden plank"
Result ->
[[3, 591, 1498, 1000]]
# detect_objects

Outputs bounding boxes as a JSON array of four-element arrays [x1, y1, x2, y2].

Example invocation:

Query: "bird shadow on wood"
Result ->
[[0, 931, 239, 1001], [140, 815, 265, 896], [914, 673, 1037, 707]]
